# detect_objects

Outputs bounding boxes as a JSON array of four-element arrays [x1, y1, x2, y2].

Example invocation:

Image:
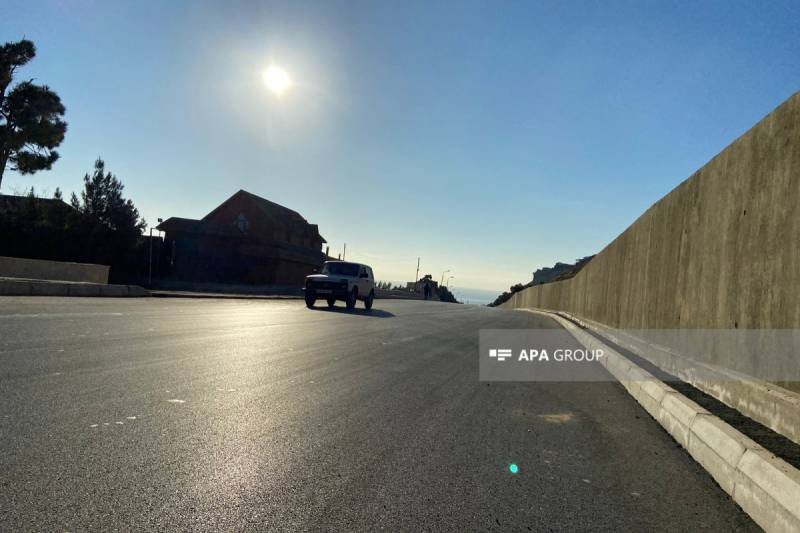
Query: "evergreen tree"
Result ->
[[72, 158, 146, 234], [0, 39, 67, 189]]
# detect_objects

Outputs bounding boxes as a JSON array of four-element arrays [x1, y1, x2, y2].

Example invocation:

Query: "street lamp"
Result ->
[[148, 218, 163, 287], [414, 257, 420, 292], [440, 269, 450, 286], [447, 276, 454, 288]]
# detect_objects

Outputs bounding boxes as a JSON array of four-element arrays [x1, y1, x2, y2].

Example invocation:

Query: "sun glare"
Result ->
[[263, 65, 292, 95]]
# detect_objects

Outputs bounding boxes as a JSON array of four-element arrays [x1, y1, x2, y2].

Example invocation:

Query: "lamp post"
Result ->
[[148, 218, 163, 287], [440, 269, 450, 287], [447, 276, 454, 288]]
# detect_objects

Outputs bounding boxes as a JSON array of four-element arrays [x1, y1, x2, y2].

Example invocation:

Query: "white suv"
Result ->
[[304, 261, 375, 310]]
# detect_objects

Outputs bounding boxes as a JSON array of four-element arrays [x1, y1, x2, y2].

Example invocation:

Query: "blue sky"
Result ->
[[2, 0, 799, 292]]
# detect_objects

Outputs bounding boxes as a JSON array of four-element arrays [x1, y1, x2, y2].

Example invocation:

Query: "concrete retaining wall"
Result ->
[[505, 90, 800, 330], [0, 256, 109, 284], [502, 91, 800, 444], [503, 91, 800, 383]]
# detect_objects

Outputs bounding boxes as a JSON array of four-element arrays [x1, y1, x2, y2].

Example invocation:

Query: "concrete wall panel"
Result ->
[[0, 256, 109, 284], [502, 91, 800, 390]]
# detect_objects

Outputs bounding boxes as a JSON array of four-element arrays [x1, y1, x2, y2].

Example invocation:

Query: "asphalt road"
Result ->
[[0, 297, 757, 531]]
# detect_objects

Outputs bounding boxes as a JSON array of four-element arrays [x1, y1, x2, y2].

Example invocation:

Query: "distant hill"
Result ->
[[532, 262, 575, 284], [488, 255, 595, 307]]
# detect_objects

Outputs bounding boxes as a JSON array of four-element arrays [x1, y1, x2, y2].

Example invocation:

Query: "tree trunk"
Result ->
[[0, 151, 7, 191]]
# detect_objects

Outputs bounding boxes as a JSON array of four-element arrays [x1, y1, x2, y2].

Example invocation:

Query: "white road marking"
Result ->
[[537, 413, 576, 424], [0, 312, 124, 320], [167, 399, 185, 404]]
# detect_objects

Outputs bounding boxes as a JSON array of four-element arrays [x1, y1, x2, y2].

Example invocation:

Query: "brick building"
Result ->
[[157, 190, 326, 286]]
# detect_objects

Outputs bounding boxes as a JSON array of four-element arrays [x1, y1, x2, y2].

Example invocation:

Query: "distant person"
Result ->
[[423, 281, 431, 300]]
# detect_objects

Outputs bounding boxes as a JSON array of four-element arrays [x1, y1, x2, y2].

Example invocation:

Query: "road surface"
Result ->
[[0, 297, 756, 531]]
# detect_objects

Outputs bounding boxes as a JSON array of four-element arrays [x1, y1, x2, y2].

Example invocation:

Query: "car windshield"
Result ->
[[322, 262, 360, 276]]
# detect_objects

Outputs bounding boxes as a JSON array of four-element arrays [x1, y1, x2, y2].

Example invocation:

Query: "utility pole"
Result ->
[[414, 257, 420, 292], [343, 243, 346, 261], [147, 218, 163, 287], [440, 269, 451, 287], [148, 227, 153, 287]]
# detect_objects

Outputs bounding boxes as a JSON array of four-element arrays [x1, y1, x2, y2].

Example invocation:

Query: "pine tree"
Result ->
[[71, 158, 146, 234], [0, 39, 67, 190]]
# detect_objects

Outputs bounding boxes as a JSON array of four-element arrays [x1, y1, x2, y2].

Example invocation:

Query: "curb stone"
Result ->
[[525, 308, 800, 533]]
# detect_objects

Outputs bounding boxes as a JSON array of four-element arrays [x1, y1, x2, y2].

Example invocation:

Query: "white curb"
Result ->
[[526, 309, 800, 533], [553, 310, 800, 446]]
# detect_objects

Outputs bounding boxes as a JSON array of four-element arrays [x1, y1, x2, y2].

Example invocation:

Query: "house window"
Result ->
[[235, 213, 249, 233]]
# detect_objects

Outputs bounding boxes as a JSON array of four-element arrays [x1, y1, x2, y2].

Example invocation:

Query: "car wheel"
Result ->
[[327, 298, 336, 308], [364, 290, 374, 310], [305, 294, 316, 308], [346, 287, 358, 309]]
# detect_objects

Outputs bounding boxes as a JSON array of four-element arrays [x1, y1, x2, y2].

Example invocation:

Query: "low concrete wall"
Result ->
[[0, 278, 148, 297], [0, 256, 109, 284], [545, 311, 800, 533], [562, 311, 800, 446]]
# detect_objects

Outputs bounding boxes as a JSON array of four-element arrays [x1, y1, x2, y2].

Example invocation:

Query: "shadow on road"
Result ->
[[309, 306, 396, 318]]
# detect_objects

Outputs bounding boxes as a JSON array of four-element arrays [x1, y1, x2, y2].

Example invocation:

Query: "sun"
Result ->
[[262, 65, 292, 95]]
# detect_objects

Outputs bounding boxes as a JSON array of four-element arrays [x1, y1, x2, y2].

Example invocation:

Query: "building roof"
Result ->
[[0, 194, 74, 217], [155, 189, 326, 243], [203, 190, 306, 224], [0, 194, 73, 213], [156, 217, 201, 233]]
